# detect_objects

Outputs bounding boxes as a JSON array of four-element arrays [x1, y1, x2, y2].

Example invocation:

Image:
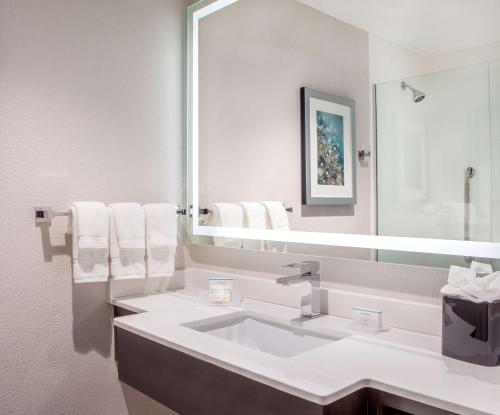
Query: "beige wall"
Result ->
[[0, 0, 187, 413], [198, 0, 372, 238], [187, 244, 448, 300], [370, 35, 500, 84]]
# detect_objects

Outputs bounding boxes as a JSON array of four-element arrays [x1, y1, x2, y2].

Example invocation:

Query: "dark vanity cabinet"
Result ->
[[114, 307, 456, 415]]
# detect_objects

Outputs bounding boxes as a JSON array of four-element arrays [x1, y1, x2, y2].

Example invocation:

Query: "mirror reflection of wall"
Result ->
[[198, 0, 372, 259], [195, 0, 500, 269]]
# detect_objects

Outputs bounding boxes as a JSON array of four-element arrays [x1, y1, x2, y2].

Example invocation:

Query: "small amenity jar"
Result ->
[[442, 295, 500, 366]]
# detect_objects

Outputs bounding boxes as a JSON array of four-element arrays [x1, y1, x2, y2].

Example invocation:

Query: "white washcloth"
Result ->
[[209, 203, 243, 249], [144, 204, 177, 277], [261, 201, 290, 253], [71, 202, 109, 283], [109, 203, 146, 279], [238, 202, 268, 251]]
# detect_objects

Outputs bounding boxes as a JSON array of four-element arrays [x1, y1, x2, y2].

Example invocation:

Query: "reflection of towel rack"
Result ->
[[34, 205, 187, 225], [199, 205, 293, 215]]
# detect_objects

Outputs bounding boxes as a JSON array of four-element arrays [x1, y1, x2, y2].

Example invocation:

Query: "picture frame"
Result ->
[[301, 87, 356, 205]]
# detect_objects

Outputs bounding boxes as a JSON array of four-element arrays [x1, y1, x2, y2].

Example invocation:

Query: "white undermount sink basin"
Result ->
[[183, 311, 348, 358]]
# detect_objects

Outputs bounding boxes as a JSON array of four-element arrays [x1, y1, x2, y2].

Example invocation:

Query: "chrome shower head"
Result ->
[[401, 81, 426, 103]]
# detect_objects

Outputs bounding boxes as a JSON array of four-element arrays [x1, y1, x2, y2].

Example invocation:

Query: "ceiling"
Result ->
[[297, 0, 500, 57]]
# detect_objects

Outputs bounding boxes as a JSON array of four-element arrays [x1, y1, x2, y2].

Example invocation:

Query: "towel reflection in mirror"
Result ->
[[206, 202, 290, 252]]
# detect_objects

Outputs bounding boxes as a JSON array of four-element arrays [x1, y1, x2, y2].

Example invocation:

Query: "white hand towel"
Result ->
[[110, 203, 146, 249], [238, 202, 268, 251], [261, 201, 290, 231], [261, 201, 290, 253], [209, 203, 243, 249], [144, 204, 177, 277], [74, 201, 109, 249], [71, 202, 109, 283], [109, 203, 146, 279]]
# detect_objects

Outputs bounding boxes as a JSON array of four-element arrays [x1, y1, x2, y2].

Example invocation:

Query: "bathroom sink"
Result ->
[[183, 312, 348, 357]]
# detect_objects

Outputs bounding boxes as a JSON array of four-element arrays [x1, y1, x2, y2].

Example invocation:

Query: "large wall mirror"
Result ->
[[187, 0, 500, 269]]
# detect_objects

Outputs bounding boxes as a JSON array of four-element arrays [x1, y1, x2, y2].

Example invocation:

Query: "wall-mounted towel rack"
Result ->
[[198, 205, 293, 215], [34, 205, 187, 225]]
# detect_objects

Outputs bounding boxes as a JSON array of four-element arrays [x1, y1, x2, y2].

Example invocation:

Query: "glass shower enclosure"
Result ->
[[376, 59, 499, 268]]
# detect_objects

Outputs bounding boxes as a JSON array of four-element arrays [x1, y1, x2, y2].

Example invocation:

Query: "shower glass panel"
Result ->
[[376, 63, 493, 268], [491, 59, 500, 271]]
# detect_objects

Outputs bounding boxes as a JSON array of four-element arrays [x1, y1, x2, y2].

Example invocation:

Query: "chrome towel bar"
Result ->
[[34, 205, 187, 225], [198, 205, 293, 215]]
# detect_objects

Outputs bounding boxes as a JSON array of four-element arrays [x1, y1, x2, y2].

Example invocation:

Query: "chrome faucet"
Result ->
[[277, 261, 322, 319]]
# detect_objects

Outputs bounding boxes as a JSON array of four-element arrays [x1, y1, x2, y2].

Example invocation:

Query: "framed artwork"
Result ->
[[301, 87, 356, 205]]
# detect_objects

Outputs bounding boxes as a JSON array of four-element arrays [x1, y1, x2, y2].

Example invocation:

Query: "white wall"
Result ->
[[369, 34, 429, 84], [370, 35, 500, 84], [187, 244, 448, 300], [0, 0, 187, 413], [198, 0, 372, 240]]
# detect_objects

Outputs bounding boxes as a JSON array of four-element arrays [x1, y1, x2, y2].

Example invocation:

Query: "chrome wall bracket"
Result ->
[[34, 207, 69, 224], [358, 150, 371, 161]]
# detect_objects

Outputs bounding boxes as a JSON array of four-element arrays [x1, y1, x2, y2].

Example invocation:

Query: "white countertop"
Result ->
[[113, 289, 500, 415]]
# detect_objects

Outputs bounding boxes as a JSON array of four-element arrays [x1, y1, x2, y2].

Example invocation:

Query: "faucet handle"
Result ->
[[282, 261, 320, 276], [282, 262, 305, 269]]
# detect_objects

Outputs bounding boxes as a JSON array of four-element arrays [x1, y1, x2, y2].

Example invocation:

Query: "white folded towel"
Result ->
[[109, 203, 146, 279], [110, 203, 146, 249], [261, 201, 290, 253], [238, 202, 268, 251], [74, 201, 109, 249], [209, 203, 243, 249], [261, 201, 290, 230], [71, 202, 109, 283], [144, 204, 177, 277]]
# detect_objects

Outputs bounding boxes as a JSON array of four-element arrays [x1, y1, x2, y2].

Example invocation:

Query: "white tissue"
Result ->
[[470, 260, 493, 275], [448, 266, 475, 287], [488, 272, 500, 288], [441, 264, 500, 303]]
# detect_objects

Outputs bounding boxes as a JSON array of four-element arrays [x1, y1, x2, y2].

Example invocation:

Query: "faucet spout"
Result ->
[[277, 261, 322, 319]]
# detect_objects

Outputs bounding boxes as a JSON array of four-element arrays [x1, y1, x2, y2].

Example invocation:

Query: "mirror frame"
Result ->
[[186, 0, 500, 259]]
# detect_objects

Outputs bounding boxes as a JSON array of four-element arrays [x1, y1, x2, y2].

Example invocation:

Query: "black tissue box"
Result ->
[[442, 295, 500, 366]]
